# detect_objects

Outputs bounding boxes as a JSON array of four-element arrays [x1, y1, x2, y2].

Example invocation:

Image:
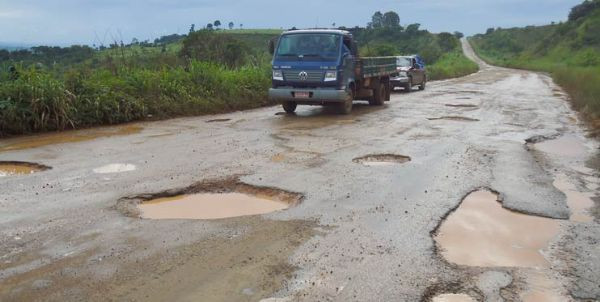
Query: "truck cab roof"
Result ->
[[282, 29, 351, 36]]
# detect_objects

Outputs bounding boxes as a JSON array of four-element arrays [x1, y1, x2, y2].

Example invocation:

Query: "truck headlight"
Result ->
[[273, 70, 283, 81], [324, 71, 337, 82]]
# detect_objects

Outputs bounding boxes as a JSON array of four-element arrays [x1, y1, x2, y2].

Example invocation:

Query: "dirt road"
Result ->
[[1, 40, 599, 301]]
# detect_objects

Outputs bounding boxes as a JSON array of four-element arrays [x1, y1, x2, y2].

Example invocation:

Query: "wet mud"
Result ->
[[0, 125, 142, 152], [207, 118, 232, 123], [0, 161, 51, 177], [553, 175, 595, 223], [116, 177, 302, 219], [533, 134, 587, 158], [352, 154, 411, 166], [427, 116, 479, 122]]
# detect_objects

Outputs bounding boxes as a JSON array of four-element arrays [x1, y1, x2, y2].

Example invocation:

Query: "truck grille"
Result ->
[[283, 70, 324, 82]]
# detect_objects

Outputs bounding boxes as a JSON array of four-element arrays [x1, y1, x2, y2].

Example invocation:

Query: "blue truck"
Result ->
[[268, 29, 397, 114]]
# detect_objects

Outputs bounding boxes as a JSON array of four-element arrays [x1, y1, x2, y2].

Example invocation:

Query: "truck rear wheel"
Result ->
[[369, 83, 384, 106], [282, 102, 297, 114]]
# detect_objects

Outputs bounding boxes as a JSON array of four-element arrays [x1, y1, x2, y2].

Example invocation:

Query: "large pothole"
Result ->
[[434, 189, 560, 268], [0, 161, 51, 177], [531, 134, 587, 158], [117, 177, 302, 220], [353, 154, 411, 166], [432, 293, 476, 302]]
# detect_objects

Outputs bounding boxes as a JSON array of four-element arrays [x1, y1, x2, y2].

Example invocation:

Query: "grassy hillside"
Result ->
[[470, 0, 600, 129]]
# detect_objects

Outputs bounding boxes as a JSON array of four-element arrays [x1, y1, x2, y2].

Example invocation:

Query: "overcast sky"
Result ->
[[0, 0, 583, 46]]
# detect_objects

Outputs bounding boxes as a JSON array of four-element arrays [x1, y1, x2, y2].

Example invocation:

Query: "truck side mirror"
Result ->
[[268, 39, 275, 55]]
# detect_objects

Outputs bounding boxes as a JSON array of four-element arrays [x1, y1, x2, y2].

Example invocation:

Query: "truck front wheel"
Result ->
[[282, 102, 297, 114], [338, 95, 353, 115]]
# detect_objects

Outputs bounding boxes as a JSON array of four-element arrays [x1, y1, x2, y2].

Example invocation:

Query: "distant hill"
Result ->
[[0, 42, 33, 51]]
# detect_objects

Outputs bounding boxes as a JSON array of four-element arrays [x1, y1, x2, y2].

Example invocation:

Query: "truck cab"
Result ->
[[268, 29, 395, 114]]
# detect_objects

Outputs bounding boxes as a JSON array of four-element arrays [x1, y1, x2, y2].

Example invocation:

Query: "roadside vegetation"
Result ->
[[1, 12, 477, 136], [469, 0, 600, 130]]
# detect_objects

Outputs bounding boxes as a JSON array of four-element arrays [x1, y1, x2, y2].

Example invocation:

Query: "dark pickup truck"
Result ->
[[268, 29, 397, 114], [390, 55, 427, 92]]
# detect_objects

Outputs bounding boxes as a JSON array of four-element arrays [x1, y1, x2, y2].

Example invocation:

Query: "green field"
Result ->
[[469, 0, 600, 130]]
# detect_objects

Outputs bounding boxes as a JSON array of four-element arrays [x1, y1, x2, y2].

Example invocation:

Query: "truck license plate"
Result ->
[[295, 92, 310, 99]]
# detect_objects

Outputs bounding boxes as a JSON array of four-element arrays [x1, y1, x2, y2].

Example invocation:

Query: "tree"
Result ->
[[240, 23, 244, 29], [189, 24, 195, 33], [453, 31, 464, 39], [485, 28, 495, 35], [382, 11, 400, 28], [207, 23, 214, 30], [214, 20, 221, 29], [438, 32, 459, 52], [406, 23, 421, 34], [569, 0, 600, 21], [228, 22, 234, 30], [371, 11, 383, 28]]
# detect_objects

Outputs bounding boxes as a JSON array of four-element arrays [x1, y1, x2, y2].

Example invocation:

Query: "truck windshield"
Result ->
[[275, 34, 341, 62], [397, 57, 411, 67]]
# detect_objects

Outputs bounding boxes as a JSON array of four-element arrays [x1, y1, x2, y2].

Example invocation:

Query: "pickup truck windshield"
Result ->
[[275, 34, 341, 62], [397, 57, 411, 67]]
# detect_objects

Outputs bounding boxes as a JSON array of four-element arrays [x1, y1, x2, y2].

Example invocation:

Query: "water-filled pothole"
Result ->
[[117, 178, 302, 220], [93, 163, 136, 174], [0, 161, 51, 177], [353, 154, 411, 166], [434, 190, 560, 268], [428, 116, 479, 122], [533, 134, 587, 157], [553, 174, 594, 223], [432, 293, 476, 302]]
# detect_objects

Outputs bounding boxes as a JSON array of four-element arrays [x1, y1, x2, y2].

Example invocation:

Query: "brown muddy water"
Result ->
[[553, 174, 594, 223], [432, 293, 476, 302], [0, 162, 50, 177], [534, 134, 587, 158], [353, 154, 411, 166], [0, 125, 142, 152], [138, 192, 291, 220], [434, 190, 560, 268]]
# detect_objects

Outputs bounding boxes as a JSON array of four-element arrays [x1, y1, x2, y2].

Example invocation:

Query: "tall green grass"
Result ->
[[428, 51, 479, 80]]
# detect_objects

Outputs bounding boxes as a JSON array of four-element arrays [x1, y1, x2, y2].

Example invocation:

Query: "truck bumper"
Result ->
[[269, 88, 350, 104]]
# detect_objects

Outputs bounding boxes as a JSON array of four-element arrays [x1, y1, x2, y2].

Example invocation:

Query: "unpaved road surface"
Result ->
[[1, 40, 599, 301]]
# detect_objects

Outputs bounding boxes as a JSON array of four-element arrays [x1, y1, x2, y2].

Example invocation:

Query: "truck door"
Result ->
[[411, 58, 422, 84]]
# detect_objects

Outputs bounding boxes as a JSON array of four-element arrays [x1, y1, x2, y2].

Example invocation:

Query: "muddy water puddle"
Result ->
[[353, 154, 411, 166], [138, 192, 290, 220], [553, 174, 595, 223], [428, 116, 479, 122], [0, 161, 50, 177], [432, 293, 476, 302], [435, 190, 560, 268], [93, 164, 136, 174], [520, 271, 566, 302], [0, 125, 142, 152], [533, 134, 587, 158]]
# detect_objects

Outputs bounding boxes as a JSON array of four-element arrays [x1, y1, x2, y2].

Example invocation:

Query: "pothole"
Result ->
[[352, 154, 411, 166], [444, 104, 478, 108], [532, 134, 587, 157], [117, 178, 302, 220], [0, 161, 51, 177], [0, 125, 142, 152], [206, 118, 231, 123], [93, 163, 136, 174], [553, 174, 594, 223], [432, 293, 476, 302], [434, 189, 560, 268], [427, 116, 479, 122]]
